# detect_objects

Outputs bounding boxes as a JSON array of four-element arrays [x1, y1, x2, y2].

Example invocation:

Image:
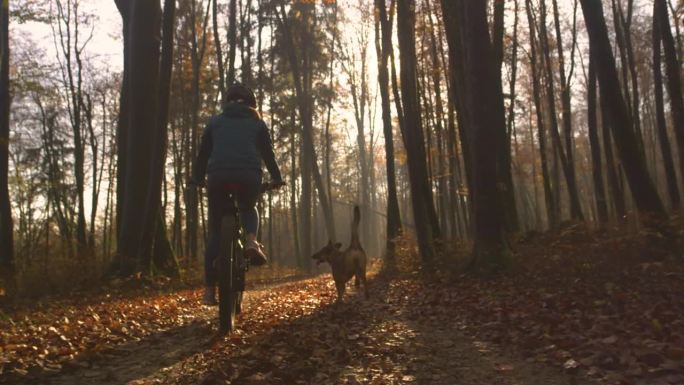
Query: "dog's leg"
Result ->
[[358, 269, 369, 300], [335, 280, 345, 302], [354, 276, 360, 288]]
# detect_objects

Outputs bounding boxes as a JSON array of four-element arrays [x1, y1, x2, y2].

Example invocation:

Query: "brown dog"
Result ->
[[312, 206, 369, 302]]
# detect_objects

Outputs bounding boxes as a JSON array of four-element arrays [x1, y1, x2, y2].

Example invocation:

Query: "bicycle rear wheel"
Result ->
[[218, 215, 238, 334]]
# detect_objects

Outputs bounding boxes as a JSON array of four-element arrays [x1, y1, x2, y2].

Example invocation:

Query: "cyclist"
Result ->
[[190, 83, 284, 305]]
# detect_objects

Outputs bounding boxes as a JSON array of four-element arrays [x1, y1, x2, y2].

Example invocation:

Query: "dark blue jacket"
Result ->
[[193, 102, 282, 182]]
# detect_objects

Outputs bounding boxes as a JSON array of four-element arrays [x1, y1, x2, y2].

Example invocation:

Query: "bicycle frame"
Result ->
[[194, 180, 281, 335]]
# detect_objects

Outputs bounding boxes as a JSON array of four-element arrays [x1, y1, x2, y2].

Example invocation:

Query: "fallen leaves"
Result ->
[[0, 288, 206, 380], [1, 226, 682, 385]]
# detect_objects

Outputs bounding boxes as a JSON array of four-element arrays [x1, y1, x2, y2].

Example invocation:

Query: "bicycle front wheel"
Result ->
[[218, 215, 238, 334]]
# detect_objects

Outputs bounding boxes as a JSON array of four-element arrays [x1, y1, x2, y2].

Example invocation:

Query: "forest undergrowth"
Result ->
[[0, 220, 683, 385]]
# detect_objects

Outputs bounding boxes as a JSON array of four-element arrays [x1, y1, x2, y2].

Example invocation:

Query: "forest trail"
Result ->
[[3, 274, 598, 385]]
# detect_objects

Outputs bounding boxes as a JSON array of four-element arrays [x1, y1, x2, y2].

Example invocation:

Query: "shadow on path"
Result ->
[[10, 274, 597, 385], [3, 304, 214, 385], [193, 274, 596, 385]]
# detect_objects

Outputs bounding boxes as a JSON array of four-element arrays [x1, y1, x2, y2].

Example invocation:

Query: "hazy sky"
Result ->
[[14, 0, 123, 71], [12, 0, 592, 74]]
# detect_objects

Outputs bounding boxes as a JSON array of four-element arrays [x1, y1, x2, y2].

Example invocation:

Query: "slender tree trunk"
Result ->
[[601, 99, 626, 221], [53, 0, 88, 255], [580, 0, 666, 219], [526, 0, 556, 229], [667, 0, 682, 59], [527, 106, 542, 229], [656, 0, 684, 186], [621, 0, 644, 157], [324, 4, 336, 221], [300, 123, 312, 264], [273, 3, 336, 245], [289, 126, 301, 264], [0, 0, 14, 286], [397, 0, 436, 263], [512, 6, 527, 228], [441, 0, 473, 196], [653, 2, 681, 209], [434, 6, 463, 238], [227, 0, 237, 84], [424, 0, 451, 236], [489, 0, 518, 233], [539, 0, 583, 221], [440, 0, 470, 237], [587, 59, 609, 225], [140, 0, 178, 276], [611, 0, 631, 113], [375, 0, 402, 262], [114, 0, 130, 268], [103, 150, 115, 259], [213, 0, 226, 101], [347, 36, 371, 250], [239, 0, 254, 87], [186, 0, 210, 263]]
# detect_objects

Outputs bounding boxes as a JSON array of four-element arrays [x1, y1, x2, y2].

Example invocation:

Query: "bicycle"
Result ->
[[191, 180, 283, 335]]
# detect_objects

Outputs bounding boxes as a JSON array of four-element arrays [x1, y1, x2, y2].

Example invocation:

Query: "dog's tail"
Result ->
[[351, 205, 361, 248]]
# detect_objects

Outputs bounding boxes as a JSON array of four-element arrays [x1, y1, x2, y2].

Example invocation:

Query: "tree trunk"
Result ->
[[0, 0, 14, 287], [347, 35, 371, 251], [289, 125, 302, 264], [114, 0, 130, 267], [213, 0, 226, 101], [441, 0, 473, 196], [601, 99, 626, 221], [186, 0, 210, 263], [116, 0, 162, 275], [273, 3, 336, 246], [139, 0, 179, 276], [587, 59, 609, 225], [151, 212, 178, 277], [653, 2, 681, 209], [491, 0, 505, 72], [656, 0, 684, 187], [227, 0, 237, 84], [432, 2, 464, 238], [525, 0, 556, 229], [375, 0, 402, 262], [423, 0, 452, 236], [580, 0, 666, 219], [455, 0, 509, 269], [505, 0, 521, 230], [54, 0, 89, 255], [539, 0, 583, 221], [397, 0, 436, 263]]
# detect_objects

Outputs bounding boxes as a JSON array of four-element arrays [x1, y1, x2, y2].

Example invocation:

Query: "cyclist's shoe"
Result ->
[[245, 240, 268, 266], [202, 286, 218, 306]]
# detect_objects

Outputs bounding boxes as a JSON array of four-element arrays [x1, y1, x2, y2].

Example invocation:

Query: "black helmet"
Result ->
[[225, 83, 257, 109]]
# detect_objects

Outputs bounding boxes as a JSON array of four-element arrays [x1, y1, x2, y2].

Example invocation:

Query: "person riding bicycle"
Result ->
[[190, 83, 284, 305]]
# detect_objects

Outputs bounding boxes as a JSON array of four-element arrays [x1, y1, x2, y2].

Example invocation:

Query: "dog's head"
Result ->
[[311, 240, 342, 265]]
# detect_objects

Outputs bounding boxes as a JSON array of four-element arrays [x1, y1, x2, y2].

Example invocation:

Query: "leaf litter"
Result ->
[[1, 225, 682, 385]]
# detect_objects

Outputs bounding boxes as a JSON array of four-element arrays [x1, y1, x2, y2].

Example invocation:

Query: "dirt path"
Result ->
[[10, 276, 594, 385], [18, 285, 277, 385]]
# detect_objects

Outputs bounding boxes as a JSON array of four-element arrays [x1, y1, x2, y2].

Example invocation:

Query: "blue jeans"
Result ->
[[205, 169, 262, 286]]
